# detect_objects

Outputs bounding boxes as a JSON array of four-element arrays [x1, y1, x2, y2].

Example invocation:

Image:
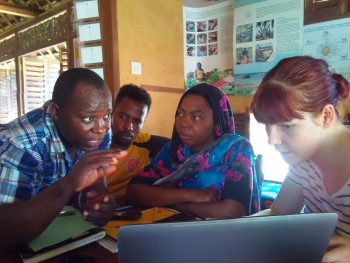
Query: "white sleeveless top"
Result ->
[[288, 160, 350, 238]]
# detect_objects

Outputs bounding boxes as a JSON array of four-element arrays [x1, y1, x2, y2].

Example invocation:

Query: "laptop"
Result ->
[[118, 213, 338, 263]]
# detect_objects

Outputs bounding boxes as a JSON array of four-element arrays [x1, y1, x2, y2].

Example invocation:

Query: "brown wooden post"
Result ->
[[66, 1, 75, 70], [99, 0, 120, 102]]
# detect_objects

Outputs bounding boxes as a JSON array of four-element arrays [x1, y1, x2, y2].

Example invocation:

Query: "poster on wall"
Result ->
[[233, 0, 303, 95], [303, 17, 350, 82], [183, 0, 235, 94]]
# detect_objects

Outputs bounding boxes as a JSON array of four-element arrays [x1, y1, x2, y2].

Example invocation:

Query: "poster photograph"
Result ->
[[183, 0, 235, 94]]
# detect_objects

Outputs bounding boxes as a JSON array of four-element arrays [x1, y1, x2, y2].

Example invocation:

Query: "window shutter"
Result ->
[[46, 58, 60, 98], [0, 69, 9, 124], [23, 57, 46, 113], [0, 67, 18, 124], [22, 57, 61, 114], [8, 69, 17, 121]]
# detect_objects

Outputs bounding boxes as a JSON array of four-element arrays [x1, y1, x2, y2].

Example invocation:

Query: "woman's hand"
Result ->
[[323, 235, 350, 263]]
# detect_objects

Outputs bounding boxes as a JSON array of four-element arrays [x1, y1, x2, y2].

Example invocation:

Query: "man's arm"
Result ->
[[0, 149, 126, 247], [0, 178, 75, 246]]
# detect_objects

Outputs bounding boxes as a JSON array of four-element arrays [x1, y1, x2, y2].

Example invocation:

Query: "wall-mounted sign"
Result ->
[[89, 67, 104, 79], [80, 46, 103, 64], [75, 0, 99, 20], [78, 22, 101, 42]]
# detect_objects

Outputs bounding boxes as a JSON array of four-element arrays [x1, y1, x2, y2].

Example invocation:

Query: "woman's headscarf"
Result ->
[[170, 83, 235, 161]]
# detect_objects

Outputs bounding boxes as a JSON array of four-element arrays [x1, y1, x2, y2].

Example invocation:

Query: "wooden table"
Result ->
[[2, 206, 144, 262], [1, 207, 195, 262], [1, 242, 118, 263]]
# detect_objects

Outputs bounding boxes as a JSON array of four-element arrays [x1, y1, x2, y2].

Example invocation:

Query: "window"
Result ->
[[304, 0, 350, 25], [22, 57, 60, 113], [20, 43, 65, 114], [250, 113, 289, 183], [0, 60, 17, 124], [0, 43, 66, 123], [0, 45, 65, 123]]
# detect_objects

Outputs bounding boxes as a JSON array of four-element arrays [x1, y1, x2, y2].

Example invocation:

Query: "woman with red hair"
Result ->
[[251, 56, 350, 263]]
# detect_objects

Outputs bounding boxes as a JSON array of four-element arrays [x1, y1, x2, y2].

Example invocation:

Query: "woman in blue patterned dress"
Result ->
[[126, 83, 260, 219]]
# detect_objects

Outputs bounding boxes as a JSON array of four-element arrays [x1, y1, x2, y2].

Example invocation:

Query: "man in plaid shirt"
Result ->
[[0, 68, 126, 246]]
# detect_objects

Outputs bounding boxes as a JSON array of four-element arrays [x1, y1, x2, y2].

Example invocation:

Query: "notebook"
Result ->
[[17, 206, 106, 263], [118, 213, 338, 263]]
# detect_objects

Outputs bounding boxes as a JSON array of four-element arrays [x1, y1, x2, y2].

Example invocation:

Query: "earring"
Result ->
[[324, 123, 328, 128]]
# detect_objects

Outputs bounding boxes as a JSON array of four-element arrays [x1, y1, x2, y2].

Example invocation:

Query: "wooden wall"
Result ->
[[110, 0, 252, 137]]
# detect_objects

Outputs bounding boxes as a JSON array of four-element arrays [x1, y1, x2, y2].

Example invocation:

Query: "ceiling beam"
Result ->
[[0, 13, 13, 27], [0, 2, 41, 18]]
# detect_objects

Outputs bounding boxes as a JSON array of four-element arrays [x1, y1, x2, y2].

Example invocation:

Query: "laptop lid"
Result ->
[[118, 213, 338, 263]]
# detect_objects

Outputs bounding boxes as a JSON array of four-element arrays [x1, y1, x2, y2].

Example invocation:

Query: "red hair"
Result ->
[[251, 56, 350, 124]]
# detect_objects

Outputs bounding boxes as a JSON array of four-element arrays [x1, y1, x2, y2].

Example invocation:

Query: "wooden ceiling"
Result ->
[[0, 0, 65, 35]]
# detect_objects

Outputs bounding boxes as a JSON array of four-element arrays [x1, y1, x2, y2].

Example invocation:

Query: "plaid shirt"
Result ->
[[0, 101, 111, 204]]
